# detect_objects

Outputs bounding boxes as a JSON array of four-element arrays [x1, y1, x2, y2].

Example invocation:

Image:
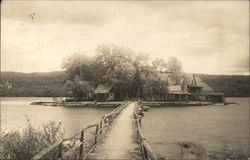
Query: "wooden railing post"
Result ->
[[104, 117, 107, 125], [94, 124, 99, 144], [140, 106, 143, 116], [140, 143, 146, 160], [145, 145, 149, 159], [79, 130, 84, 160], [108, 115, 112, 124], [134, 102, 158, 160], [99, 120, 103, 135], [58, 142, 62, 160]]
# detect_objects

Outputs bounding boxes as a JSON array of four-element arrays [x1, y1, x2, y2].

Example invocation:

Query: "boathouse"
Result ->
[[94, 84, 114, 101], [183, 74, 224, 103]]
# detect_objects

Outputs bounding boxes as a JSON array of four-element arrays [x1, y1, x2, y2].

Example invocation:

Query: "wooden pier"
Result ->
[[31, 101, 158, 160], [88, 102, 140, 159]]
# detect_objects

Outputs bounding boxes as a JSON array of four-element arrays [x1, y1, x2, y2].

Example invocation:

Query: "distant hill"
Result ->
[[0, 71, 249, 97], [0, 71, 67, 97], [198, 74, 250, 97]]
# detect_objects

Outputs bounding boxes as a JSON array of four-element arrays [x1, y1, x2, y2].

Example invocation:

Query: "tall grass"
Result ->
[[0, 120, 63, 160]]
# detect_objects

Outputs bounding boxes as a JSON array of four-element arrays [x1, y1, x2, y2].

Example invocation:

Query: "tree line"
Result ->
[[2, 45, 248, 98], [62, 44, 183, 101], [1, 72, 248, 98], [0, 71, 67, 97], [199, 74, 250, 97]]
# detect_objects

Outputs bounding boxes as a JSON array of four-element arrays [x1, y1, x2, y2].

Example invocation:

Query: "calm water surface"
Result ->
[[1, 97, 249, 158], [142, 97, 249, 159], [1, 97, 114, 137]]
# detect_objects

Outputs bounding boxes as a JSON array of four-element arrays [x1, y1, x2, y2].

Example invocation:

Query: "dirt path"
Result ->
[[90, 102, 141, 159]]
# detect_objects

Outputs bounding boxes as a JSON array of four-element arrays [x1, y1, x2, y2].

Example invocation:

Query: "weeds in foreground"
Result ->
[[0, 120, 63, 160]]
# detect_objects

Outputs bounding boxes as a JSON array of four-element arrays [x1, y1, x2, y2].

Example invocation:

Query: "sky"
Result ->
[[1, 1, 249, 75]]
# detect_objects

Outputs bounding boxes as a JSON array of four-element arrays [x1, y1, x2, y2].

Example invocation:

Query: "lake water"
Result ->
[[1, 97, 249, 158], [1, 97, 114, 137], [141, 97, 249, 159]]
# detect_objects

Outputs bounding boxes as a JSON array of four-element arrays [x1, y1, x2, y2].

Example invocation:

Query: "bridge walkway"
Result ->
[[31, 101, 157, 160], [88, 102, 142, 159]]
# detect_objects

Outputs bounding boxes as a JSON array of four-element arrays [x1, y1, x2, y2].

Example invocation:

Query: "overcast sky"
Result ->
[[1, 1, 249, 75]]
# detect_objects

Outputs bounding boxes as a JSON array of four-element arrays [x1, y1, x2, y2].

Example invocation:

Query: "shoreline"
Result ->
[[29, 100, 224, 107]]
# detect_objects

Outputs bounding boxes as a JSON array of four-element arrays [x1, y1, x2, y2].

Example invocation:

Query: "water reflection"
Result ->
[[1, 97, 114, 138], [141, 98, 249, 159]]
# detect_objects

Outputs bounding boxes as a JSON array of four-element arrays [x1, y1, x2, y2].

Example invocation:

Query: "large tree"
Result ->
[[152, 58, 167, 72], [167, 57, 183, 84], [61, 53, 94, 81], [96, 44, 136, 99], [61, 45, 183, 101]]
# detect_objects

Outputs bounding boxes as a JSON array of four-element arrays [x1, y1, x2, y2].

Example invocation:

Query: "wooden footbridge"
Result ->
[[32, 101, 158, 160]]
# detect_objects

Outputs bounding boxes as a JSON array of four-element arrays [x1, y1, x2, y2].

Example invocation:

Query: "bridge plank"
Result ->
[[89, 102, 141, 159]]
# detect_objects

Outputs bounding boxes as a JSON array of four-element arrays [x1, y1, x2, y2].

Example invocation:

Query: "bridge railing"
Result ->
[[134, 103, 158, 160], [31, 102, 129, 160]]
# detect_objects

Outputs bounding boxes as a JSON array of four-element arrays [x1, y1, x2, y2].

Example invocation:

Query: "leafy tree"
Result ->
[[96, 45, 136, 98], [61, 44, 184, 101], [167, 57, 183, 84], [61, 53, 94, 81], [152, 58, 167, 72]]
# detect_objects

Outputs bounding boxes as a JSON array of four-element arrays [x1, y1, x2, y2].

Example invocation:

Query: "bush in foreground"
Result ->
[[0, 121, 63, 160]]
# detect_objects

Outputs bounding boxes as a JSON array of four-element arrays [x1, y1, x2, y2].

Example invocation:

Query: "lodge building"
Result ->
[[167, 74, 224, 103], [68, 73, 224, 103]]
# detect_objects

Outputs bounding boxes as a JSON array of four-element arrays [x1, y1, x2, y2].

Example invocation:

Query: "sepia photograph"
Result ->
[[1, 0, 249, 160]]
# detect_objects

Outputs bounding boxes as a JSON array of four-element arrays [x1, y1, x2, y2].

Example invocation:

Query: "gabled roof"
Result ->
[[94, 84, 113, 94], [195, 77, 215, 95], [182, 74, 196, 86], [182, 74, 218, 95]]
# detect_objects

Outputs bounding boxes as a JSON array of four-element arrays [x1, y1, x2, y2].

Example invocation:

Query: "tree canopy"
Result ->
[[62, 44, 183, 101]]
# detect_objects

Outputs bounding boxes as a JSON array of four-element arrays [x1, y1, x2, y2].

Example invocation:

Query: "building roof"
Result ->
[[182, 74, 221, 96], [168, 85, 189, 94], [94, 84, 113, 94], [169, 85, 181, 92], [194, 77, 215, 95]]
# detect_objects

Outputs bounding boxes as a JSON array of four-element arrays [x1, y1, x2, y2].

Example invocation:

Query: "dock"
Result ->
[[31, 101, 158, 160], [142, 101, 214, 107], [30, 100, 215, 108], [30, 101, 124, 107], [89, 102, 140, 159]]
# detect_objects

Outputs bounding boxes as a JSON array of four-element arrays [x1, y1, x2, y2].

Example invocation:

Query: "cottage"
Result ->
[[183, 74, 224, 103], [94, 84, 114, 101]]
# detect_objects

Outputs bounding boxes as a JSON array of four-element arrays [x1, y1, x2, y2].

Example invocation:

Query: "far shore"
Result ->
[[29, 100, 229, 107], [1, 96, 241, 107]]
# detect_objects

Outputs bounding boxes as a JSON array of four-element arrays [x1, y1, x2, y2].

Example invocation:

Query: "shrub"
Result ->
[[0, 121, 64, 160]]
